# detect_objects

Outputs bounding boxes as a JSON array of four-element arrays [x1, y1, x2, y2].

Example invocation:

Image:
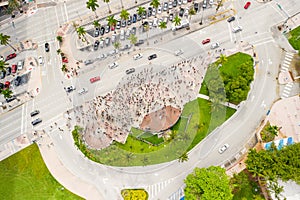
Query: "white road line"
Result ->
[[64, 2, 69, 22], [285, 57, 292, 61], [227, 22, 233, 42], [283, 60, 291, 65], [285, 52, 294, 56], [282, 63, 289, 67], [252, 38, 274, 46], [54, 6, 60, 27], [20, 104, 25, 135], [60, 5, 66, 23], [285, 54, 293, 59]]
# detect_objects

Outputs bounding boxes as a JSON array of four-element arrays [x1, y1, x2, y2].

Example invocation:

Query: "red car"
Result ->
[[4, 81, 10, 89], [5, 53, 17, 61], [62, 57, 68, 63], [11, 64, 17, 73], [90, 76, 100, 83], [244, 2, 251, 9], [202, 38, 211, 44]]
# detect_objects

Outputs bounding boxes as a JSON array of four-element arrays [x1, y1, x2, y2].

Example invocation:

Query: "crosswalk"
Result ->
[[280, 52, 294, 72], [145, 178, 174, 199], [168, 185, 185, 200], [281, 82, 293, 99]]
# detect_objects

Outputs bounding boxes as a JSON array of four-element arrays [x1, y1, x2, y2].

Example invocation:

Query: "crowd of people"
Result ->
[[68, 53, 216, 149]]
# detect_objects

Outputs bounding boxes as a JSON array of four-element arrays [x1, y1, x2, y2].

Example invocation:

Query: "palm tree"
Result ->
[[1, 88, 13, 98], [93, 20, 101, 29], [113, 41, 121, 50], [86, 0, 99, 17], [137, 6, 146, 17], [103, 0, 112, 14], [61, 64, 68, 72], [150, 0, 160, 10], [173, 15, 181, 26], [0, 60, 9, 72], [217, 54, 227, 66], [178, 151, 189, 162], [76, 26, 88, 44], [106, 15, 117, 29], [120, 9, 130, 22], [188, 8, 196, 21], [7, 0, 20, 14], [128, 34, 137, 46], [0, 33, 16, 52], [216, 0, 224, 13], [158, 21, 167, 40], [56, 36, 63, 43]]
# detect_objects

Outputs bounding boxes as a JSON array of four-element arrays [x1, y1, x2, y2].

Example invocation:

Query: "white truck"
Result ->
[[171, 19, 189, 31]]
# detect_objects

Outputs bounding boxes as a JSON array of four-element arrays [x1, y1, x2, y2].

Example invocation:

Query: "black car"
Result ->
[[0, 71, 5, 79], [131, 27, 137, 35], [148, 7, 153, 17], [126, 68, 135, 74], [148, 54, 157, 60], [30, 110, 40, 117], [135, 40, 144, 46], [194, 3, 199, 12], [31, 118, 42, 126], [173, 0, 177, 7], [227, 16, 235, 23], [132, 14, 137, 23], [6, 96, 16, 103], [0, 82, 4, 89], [45, 42, 50, 52], [100, 26, 105, 35], [6, 66, 11, 75], [14, 76, 21, 86], [179, 8, 184, 17], [94, 40, 100, 50]]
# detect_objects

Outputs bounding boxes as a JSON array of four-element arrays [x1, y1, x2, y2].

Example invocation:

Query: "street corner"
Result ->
[[57, 23, 72, 37], [17, 39, 39, 52], [209, 9, 236, 25]]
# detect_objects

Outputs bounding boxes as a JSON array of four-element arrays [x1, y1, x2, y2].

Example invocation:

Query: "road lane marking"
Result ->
[[20, 104, 25, 136], [63, 2, 69, 22]]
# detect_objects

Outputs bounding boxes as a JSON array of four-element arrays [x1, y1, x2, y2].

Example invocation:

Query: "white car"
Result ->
[[78, 87, 88, 95], [218, 143, 229, 154], [232, 26, 242, 33], [108, 62, 119, 69], [209, 0, 214, 5], [38, 56, 44, 65], [157, 6, 162, 14], [183, 0, 188, 4], [174, 49, 184, 56], [133, 53, 143, 60], [211, 42, 220, 49]]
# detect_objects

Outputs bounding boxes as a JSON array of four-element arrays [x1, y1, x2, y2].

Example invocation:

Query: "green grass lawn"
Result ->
[[231, 170, 264, 200], [200, 52, 254, 104], [288, 25, 300, 50], [89, 98, 236, 166], [0, 144, 82, 200]]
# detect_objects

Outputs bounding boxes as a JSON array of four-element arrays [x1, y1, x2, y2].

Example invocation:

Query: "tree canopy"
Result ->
[[184, 166, 233, 200], [246, 143, 300, 184]]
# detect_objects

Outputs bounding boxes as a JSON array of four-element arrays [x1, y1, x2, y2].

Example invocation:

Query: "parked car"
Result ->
[[135, 40, 144, 46], [244, 1, 251, 9], [116, 20, 121, 29], [111, 34, 117, 43], [0, 71, 5, 79], [209, 0, 214, 5], [5, 53, 16, 61], [0, 82, 4, 89], [108, 62, 119, 69], [218, 143, 229, 154], [105, 25, 110, 33], [163, 2, 168, 11], [173, 0, 178, 7], [12, 64, 17, 73], [121, 20, 126, 27], [169, 13, 174, 21], [132, 14, 137, 23], [168, 1, 173, 9], [94, 40, 100, 50], [78, 87, 88, 95], [100, 26, 105, 35], [202, 38, 211, 44], [90, 76, 100, 83], [232, 26, 242, 33], [131, 27, 137, 35], [65, 85, 76, 93], [126, 28, 131, 38], [14, 76, 21, 86], [126, 68, 135, 74], [157, 5, 162, 14], [6, 96, 16, 103], [31, 118, 42, 126], [4, 81, 10, 88], [178, 0, 182, 5], [227, 16, 235, 22], [194, 2, 199, 12], [203, 0, 207, 8], [6, 66, 11, 75], [211, 42, 220, 49], [148, 54, 157, 60], [174, 49, 184, 56], [133, 53, 143, 60], [30, 110, 40, 117], [120, 29, 125, 40], [62, 56, 68, 63], [94, 27, 100, 37], [179, 8, 184, 17], [105, 37, 110, 46], [38, 56, 44, 65], [17, 60, 23, 70], [148, 7, 153, 17], [45, 42, 50, 52]]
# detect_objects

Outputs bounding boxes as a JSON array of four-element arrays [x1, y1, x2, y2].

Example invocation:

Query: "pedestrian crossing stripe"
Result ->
[[285, 54, 293, 59], [285, 57, 292, 61], [283, 60, 291, 65], [285, 52, 294, 56], [283, 63, 289, 68]]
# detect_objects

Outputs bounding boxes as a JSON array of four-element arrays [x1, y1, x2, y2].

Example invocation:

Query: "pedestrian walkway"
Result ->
[[197, 94, 239, 110], [168, 185, 185, 200], [281, 82, 294, 99], [146, 178, 174, 199], [280, 52, 294, 73]]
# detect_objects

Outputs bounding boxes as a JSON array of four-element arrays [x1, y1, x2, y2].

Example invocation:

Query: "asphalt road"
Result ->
[[0, 0, 299, 199]]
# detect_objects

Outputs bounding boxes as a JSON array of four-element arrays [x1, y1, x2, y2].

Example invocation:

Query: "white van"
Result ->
[[232, 26, 242, 33], [172, 19, 189, 31], [120, 30, 125, 40]]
